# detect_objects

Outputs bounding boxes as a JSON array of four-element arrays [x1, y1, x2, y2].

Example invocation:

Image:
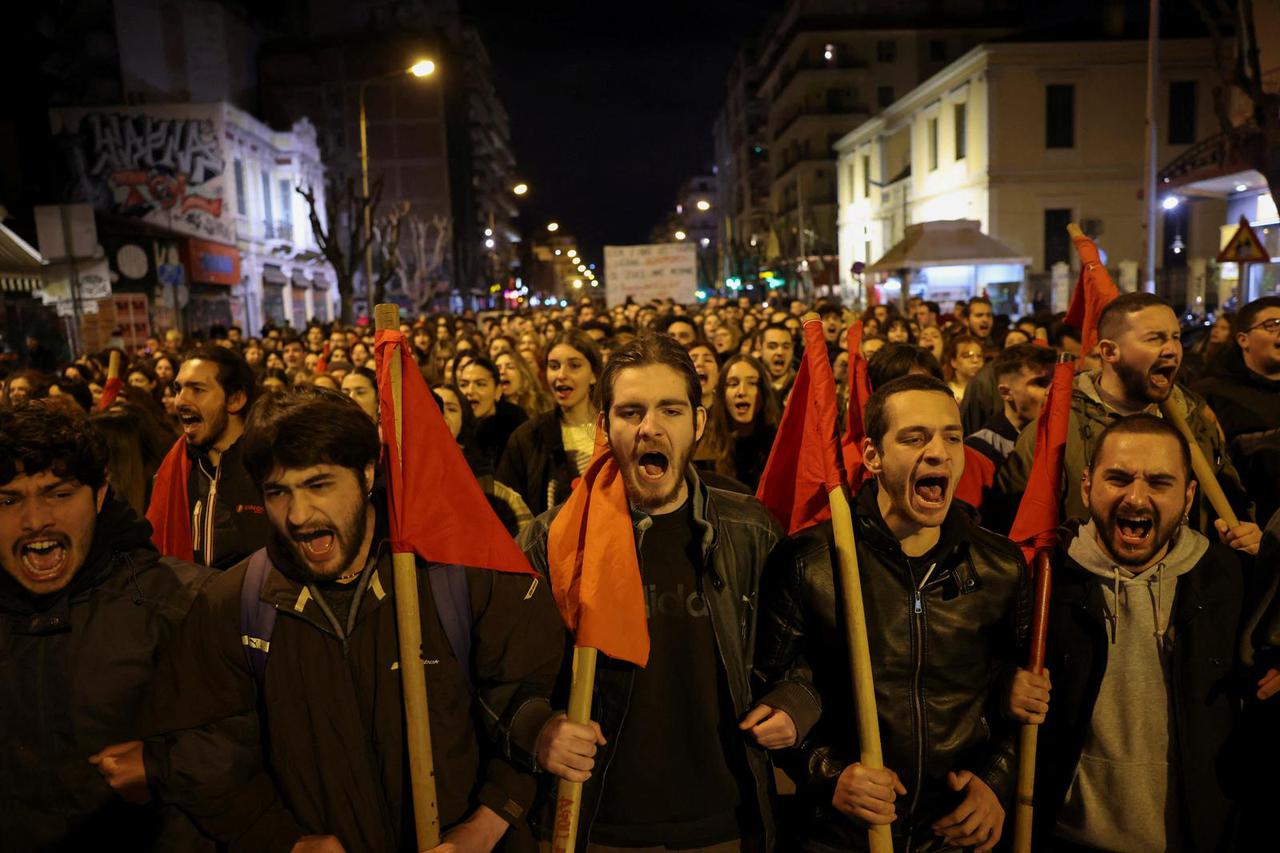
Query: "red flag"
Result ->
[[97, 377, 125, 411], [546, 431, 649, 666], [1064, 232, 1120, 359], [145, 436, 194, 561], [1008, 359, 1075, 565], [756, 318, 842, 535], [840, 322, 873, 489], [374, 330, 532, 574], [315, 342, 331, 373]]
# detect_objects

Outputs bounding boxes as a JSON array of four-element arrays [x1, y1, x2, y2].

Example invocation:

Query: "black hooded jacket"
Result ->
[[0, 495, 214, 851]]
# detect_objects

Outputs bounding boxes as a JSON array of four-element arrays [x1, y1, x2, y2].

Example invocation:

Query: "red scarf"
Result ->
[[146, 435, 194, 561]]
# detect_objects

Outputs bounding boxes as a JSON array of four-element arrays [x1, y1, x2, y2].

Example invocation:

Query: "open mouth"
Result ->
[[637, 450, 669, 482], [19, 536, 69, 580], [177, 409, 203, 432], [294, 528, 337, 559], [499, 378, 512, 391], [912, 475, 949, 508], [695, 369, 708, 383], [732, 400, 752, 418], [553, 383, 574, 400], [1149, 365, 1177, 389], [1116, 515, 1154, 546]]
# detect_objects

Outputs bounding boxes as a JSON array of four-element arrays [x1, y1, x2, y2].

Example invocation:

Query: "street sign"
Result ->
[[1217, 215, 1270, 264]]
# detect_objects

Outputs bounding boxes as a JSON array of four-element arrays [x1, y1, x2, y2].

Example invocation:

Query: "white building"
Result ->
[[50, 102, 335, 337], [835, 38, 1221, 312]]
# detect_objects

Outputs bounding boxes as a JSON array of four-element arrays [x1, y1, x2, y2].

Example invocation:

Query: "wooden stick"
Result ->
[[106, 350, 121, 380], [1066, 222, 1085, 242], [375, 303, 441, 850], [551, 646, 598, 853], [1013, 550, 1054, 853], [1159, 399, 1240, 529], [827, 484, 894, 853]]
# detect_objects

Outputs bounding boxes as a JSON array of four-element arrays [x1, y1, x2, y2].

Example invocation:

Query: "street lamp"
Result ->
[[674, 230, 687, 241], [567, 249, 577, 257], [572, 279, 583, 289], [512, 183, 529, 196], [361, 57, 437, 300], [547, 221, 560, 232], [696, 200, 711, 211]]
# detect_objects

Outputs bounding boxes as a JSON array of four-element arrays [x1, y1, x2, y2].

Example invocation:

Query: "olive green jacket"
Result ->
[[996, 371, 1251, 533]]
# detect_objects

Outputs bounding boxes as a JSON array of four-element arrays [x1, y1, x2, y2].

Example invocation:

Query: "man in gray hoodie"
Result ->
[[1009, 413, 1248, 851]]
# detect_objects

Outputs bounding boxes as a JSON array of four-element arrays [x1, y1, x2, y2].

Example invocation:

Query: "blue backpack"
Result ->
[[239, 548, 473, 688]]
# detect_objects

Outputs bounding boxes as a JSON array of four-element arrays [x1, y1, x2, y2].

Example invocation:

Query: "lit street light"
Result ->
[[674, 230, 687, 241], [361, 57, 437, 298], [512, 182, 529, 195], [696, 199, 711, 211], [485, 238, 495, 249], [572, 279, 583, 289], [547, 221, 560, 232], [567, 249, 577, 257]]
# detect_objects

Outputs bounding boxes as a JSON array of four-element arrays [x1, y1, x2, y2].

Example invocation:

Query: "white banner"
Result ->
[[604, 243, 697, 308]]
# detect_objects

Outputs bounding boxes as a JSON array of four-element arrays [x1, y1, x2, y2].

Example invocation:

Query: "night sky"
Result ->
[[464, 0, 782, 265]]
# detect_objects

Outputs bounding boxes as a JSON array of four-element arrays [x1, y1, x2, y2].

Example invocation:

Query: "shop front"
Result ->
[[181, 238, 239, 335]]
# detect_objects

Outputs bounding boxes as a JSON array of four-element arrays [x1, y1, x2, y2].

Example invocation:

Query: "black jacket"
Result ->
[[475, 400, 529, 472], [519, 470, 782, 850], [754, 481, 1029, 850], [1033, 532, 1248, 851], [1193, 347, 1280, 445], [186, 436, 273, 569], [140, 526, 565, 853], [0, 495, 214, 852], [496, 410, 578, 516]]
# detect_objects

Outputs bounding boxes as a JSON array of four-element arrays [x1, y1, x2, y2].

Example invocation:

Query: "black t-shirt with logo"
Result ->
[[592, 497, 745, 847]]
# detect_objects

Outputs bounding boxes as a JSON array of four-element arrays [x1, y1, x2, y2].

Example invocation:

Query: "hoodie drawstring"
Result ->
[[1105, 562, 1167, 648]]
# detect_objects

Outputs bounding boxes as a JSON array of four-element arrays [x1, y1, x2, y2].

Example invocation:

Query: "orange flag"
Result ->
[[146, 436, 194, 561], [97, 377, 125, 411], [1008, 359, 1075, 565], [840, 321, 873, 489], [547, 431, 649, 667], [374, 330, 533, 574], [756, 317, 843, 535], [1064, 232, 1120, 359]]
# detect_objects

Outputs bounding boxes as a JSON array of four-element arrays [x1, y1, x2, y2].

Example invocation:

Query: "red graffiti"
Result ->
[[110, 169, 222, 218]]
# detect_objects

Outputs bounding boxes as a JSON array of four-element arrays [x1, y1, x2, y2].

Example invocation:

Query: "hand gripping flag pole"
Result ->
[[373, 303, 440, 849], [756, 314, 892, 853]]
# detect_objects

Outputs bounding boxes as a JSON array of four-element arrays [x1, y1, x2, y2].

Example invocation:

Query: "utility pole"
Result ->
[[1142, 0, 1161, 293]]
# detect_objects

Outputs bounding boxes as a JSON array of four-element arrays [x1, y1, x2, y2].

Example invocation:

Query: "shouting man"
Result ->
[[0, 403, 212, 851], [753, 374, 1029, 852], [1009, 414, 1250, 851], [521, 335, 781, 850], [107, 387, 564, 852]]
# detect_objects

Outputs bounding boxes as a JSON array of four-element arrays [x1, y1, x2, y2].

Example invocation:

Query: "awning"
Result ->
[[290, 270, 310, 289], [263, 265, 287, 286], [867, 220, 1030, 273], [0, 221, 45, 293]]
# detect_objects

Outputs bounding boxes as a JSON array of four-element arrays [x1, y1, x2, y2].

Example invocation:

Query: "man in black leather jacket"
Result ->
[[752, 374, 1030, 852]]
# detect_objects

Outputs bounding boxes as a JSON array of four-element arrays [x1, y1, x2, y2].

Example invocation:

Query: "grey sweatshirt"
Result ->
[[1054, 520, 1209, 853]]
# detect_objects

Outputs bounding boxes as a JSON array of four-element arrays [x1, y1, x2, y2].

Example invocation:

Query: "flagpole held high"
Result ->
[[374, 303, 440, 850]]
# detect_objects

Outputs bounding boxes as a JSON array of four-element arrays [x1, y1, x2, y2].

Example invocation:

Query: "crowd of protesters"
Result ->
[[2, 286, 1280, 853]]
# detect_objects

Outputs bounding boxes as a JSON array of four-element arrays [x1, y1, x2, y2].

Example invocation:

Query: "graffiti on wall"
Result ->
[[52, 105, 233, 243]]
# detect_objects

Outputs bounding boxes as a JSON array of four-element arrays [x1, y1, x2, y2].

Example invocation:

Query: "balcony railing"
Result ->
[[773, 103, 870, 142]]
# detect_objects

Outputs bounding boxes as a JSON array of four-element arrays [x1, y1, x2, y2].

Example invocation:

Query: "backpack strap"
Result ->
[[429, 564, 473, 691], [240, 547, 277, 685]]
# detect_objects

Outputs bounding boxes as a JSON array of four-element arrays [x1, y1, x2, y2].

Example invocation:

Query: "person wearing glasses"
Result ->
[[1194, 295, 1280, 524]]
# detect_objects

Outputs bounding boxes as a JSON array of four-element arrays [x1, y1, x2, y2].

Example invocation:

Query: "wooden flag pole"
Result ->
[[1158, 399, 1240, 529], [107, 350, 121, 382], [827, 484, 894, 853], [551, 645, 599, 853], [374, 303, 441, 850], [1012, 550, 1054, 853]]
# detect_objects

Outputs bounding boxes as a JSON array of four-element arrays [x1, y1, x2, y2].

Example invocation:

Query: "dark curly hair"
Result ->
[[0, 402, 109, 490], [241, 385, 380, 490]]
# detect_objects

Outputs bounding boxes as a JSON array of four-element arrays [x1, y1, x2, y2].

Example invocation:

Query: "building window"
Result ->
[[876, 40, 896, 63], [954, 102, 967, 160], [1046, 84, 1075, 149], [261, 171, 274, 229], [1168, 80, 1197, 145], [234, 159, 246, 216], [928, 117, 939, 171], [1044, 208, 1073, 270], [862, 154, 872, 197], [279, 179, 293, 229], [929, 39, 947, 62], [877, 85, 895, 108]]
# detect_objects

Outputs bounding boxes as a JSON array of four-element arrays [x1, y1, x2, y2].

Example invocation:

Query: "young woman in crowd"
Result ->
[[458, 356, 527, 468], [694, 352, 779, 491], [496, 350, 553, 417], [917, 324, 945, 362], [944, 333, 985, 403], [687, 340, 721, 410], [340, 365, 378, 421], [496, 329, 602, 515]]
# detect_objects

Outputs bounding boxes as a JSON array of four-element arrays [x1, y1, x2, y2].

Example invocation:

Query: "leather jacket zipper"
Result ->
[[203, 461, 221, 567], [906, 560, 936, 852]]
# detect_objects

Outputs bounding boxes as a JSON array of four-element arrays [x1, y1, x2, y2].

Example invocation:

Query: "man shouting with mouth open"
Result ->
[[752, 374, 1030, 852]]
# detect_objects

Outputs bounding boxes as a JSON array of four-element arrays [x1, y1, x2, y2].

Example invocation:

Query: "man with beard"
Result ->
[[108, 387, 565, 852], [1008, 414, 1251, 851], [521, 335, 781, 850], [760, 323, 797, 394], [752, 374, 1029, 852], [966, 296, 995, 346], [0, 403, 212, 851], [998, 292, 1260, 551], [147, 346, 272, 569]]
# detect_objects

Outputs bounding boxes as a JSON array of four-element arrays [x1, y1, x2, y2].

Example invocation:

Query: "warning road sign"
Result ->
[[1217, 215, 1271, 264]]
